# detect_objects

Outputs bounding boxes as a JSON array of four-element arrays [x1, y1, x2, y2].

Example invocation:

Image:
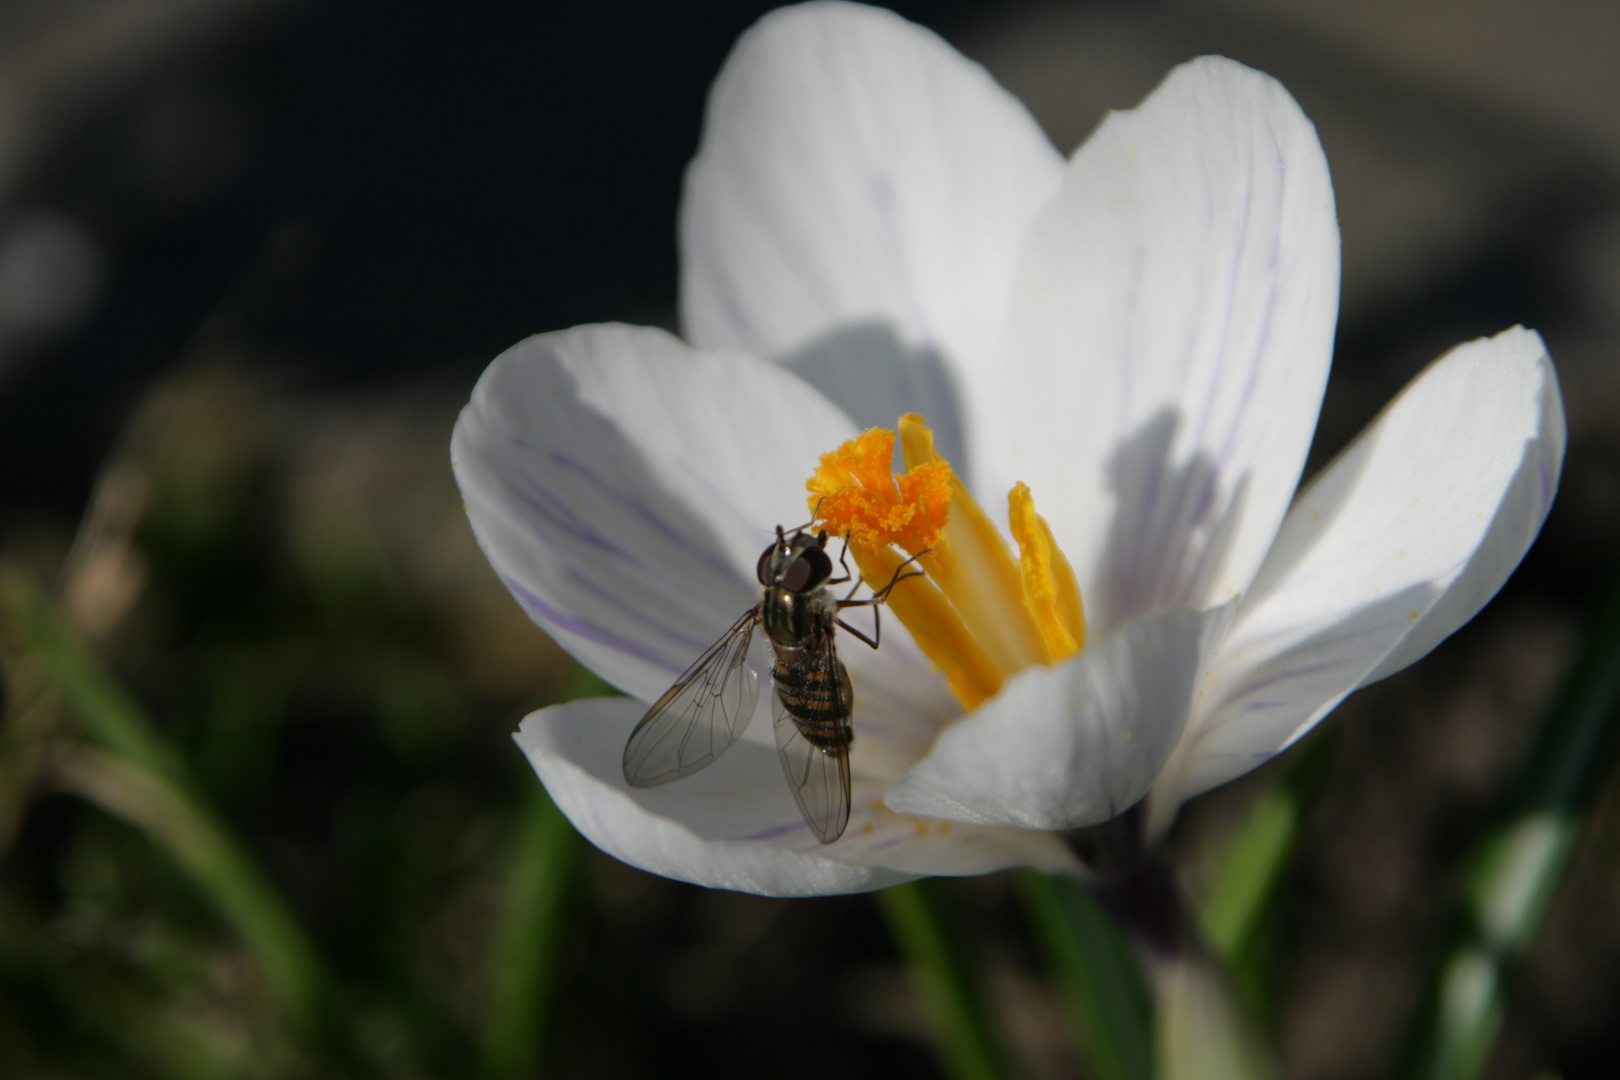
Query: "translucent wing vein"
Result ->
[[622, 608, 761, 787]]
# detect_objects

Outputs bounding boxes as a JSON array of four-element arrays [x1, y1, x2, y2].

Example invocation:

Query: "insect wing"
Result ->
[[622, 609, 762, 787], [771, 668, 853, 845]]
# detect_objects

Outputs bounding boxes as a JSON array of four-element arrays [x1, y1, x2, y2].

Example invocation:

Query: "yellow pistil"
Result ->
[[807, 428, 951, 554], [808, 427, 1000, 707], [807, 415, 1087, 711]]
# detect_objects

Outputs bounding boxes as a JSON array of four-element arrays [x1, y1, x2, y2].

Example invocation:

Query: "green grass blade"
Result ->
[[0, 572, 332, 1036], [1405, 570, 1620, 1080], [1015, 871, 1152, 1080], [0, 617, 60, 853], [48, 743, 331, 1035], [1195, 732, 1334, 1009], [877, 879, 1014, 1080], [1198, 785, 1299, 961], [480, 785, 580, 1080], [1157, 950, 1281, 1080], [2, 572, 188, 785]]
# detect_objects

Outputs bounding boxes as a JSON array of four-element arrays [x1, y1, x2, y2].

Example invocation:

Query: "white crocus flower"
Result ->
[[451, 2, 1563, 896]]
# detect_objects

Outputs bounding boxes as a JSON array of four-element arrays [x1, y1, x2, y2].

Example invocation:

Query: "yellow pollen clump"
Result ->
[[808, 428, 950, 554], [805, 415, 1088, 711]]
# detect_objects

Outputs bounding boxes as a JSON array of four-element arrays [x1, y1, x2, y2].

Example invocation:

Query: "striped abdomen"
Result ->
[[773, 653, 853, 751]]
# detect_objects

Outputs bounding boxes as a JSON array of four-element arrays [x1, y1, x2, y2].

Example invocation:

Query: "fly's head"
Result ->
[[757, 527, 833, 595]]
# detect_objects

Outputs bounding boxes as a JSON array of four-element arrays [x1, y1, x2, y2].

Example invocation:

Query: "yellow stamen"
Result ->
[[898, 414, 1049, 671], [807, 416, 1086, 711], [1042, 516, 1086, 653], [842, 543, 1002, 709], [1009, 482, 1086, 660]]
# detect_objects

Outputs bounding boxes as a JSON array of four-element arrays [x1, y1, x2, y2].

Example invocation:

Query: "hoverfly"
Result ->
[[621, 523, 923, 843]]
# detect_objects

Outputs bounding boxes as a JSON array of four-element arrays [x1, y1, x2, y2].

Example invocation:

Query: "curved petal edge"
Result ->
[[884, 604, 1233, 830], [680, 0, 1064, 488], [1148, 326, 1564, 832], [451, 322, 859, 707], [1006, 55, 1340, 632], [518, 698, 914, 896]]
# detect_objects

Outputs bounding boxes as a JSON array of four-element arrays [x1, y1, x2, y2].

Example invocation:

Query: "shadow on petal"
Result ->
[[1172, 578, 1442, 804], [885, 605, 1226, 830], [783, 319, 969, 476], [1242, 406, 1382, 606], [455, 325, 858, 703], [1091, 409, 1251, 632]]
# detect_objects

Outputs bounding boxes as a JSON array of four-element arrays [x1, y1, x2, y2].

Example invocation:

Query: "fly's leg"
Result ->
[[835, 548, 930, 650], [869, 548, 929, 602], [836, 615, 880, 650], [832, 535, 858, 595]]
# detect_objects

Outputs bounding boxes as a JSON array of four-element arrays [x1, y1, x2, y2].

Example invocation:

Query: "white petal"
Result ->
[[451, 323, 857, 704], [883, 605, 1232, 830], [1006, 57, 1340, 632], [830, 803, 1081, 879], [1359, 333, 1565, 684], [518, 697, 1078, 894], [679, 1, 1064, 486], [519, 698, 909, 895], [1153, 327, 1564, 824], [844, 640, 962, 782]]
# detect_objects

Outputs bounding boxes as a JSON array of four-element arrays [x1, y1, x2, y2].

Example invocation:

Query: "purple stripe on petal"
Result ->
[[860, 835, 914, 854], [733, 819, 813, 842], [550, 452, 737, 580], [509, 472, 636, 563], [1213, 133, 1286, 471], [502, 461, 745, 617], [560, 565, 714, 657], [1227, 659, 1337, 697], [1192, 150, 1255, 450], [501, 573, 681, 677]]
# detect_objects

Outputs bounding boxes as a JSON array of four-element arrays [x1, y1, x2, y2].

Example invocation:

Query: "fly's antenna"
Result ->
[[780, 497, 827, 540]]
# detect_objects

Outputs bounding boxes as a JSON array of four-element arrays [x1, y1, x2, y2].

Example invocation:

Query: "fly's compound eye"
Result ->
[[756, 543, 777, 586], [781, 546, 832, 592]]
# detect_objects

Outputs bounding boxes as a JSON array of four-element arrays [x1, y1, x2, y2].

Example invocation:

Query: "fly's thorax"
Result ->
[[762, 585, 836, 656]]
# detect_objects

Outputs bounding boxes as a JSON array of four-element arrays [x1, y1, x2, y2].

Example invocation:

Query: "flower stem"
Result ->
[[876, 879, 1014, 1080], [1196, 732, 1335, 1009], [1015, 871, 1153, 1080], [480, 784, 581, 1080], [1403, 569, 1620, 1080]]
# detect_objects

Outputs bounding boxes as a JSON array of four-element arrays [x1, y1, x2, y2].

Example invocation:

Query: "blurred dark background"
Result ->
[[0, 1, 1617, 1078]]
